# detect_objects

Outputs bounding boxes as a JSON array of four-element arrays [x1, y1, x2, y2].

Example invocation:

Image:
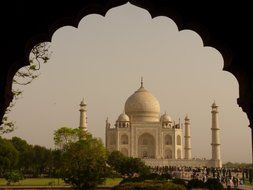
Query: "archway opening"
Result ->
[[177, 148, 182, 159], [121, 134, 128, 144], [2, 3, 250, 164], [138, 133, 155, 158], [165, 148, 172, 159]]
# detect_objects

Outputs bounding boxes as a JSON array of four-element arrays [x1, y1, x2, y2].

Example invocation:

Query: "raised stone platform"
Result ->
[[143, 158, 213, 167]]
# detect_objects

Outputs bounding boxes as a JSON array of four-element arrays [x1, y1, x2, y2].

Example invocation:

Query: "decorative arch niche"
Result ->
[[165, 134, 173, 145], [121, 134, 128, 145], [177, 135, 181, 146], [177, 148, 182, 159], [164, 148, 172, 159]]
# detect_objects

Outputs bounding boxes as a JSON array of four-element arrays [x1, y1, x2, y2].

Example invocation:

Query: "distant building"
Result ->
[[80, 78, 222, 168]]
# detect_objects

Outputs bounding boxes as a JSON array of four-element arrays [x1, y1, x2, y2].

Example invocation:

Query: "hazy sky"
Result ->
[[3, 3, 251, 163]]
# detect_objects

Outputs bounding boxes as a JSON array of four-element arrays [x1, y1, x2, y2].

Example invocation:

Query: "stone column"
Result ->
[[211, 102, 222, 168], [184, 115, 192, 159], [105, 117, 110, 148]]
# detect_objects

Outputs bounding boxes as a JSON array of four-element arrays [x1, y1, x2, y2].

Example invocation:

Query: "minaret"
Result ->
[[105, 117, 110, 148], [79, 98, 87, 131], [211, 101, 222, 167], [184, 114, 192, 160]]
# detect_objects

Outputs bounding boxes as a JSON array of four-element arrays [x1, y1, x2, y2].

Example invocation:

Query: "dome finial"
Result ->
[[141, 77, 143, 87], [80, 97, 86, 106], [212, 100, 217, 107]]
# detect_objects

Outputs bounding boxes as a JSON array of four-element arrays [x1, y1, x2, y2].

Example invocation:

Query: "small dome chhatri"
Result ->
[[124, 78, 160, 122], [117, 111, 130, 122], [160, 112, 172, 123]]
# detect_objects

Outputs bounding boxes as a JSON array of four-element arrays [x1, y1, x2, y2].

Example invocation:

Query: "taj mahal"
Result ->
[[78, 79, 222, 168]]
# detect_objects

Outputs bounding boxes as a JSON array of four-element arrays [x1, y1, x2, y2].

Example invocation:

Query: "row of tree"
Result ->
[[2, 126, 252, 189], [0, 136, 61, 178], [0, 127, 150, 189]]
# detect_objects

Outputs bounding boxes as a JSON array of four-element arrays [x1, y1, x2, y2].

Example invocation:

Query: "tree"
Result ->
[[0, 42, 51, 134], [8, 136, 54, 177], [9, 137, 31, 173], [223, 162, 251, 169], [30, 145, 52, 177], [0, 137, 19, 176], [60, 134, 108, 190], [187, 179, 205, 189], [4, 170, 23, 185], [14, 144, 52, 177], [121, 157, 150, 178], [51, 149, 63, 179], [108, 151, 150, 178], [107, 151, 126, 174], [10, 137, 30, 153], [204, 178, 224, 190], [54, 127, 86, 149], [249, 169, 253, 184]]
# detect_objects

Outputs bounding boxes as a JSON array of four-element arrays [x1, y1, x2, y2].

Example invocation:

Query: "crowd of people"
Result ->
[[150, 166, 252, 189], [189, 167, 242, 189]]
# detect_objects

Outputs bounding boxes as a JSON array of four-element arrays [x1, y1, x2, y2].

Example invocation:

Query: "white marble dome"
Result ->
[[125, 82, 160, 122], [117, 113, 130, 122]]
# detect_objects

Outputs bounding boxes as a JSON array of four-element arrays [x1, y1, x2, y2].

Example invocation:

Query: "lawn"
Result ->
[[242, 179, 253, 186], [0, 178, 65, 186], [104, 178, 122, 186], [0, 177, 122, 186]]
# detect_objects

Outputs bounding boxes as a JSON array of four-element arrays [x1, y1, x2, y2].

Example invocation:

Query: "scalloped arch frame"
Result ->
[[1, 0, 253, 131]]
